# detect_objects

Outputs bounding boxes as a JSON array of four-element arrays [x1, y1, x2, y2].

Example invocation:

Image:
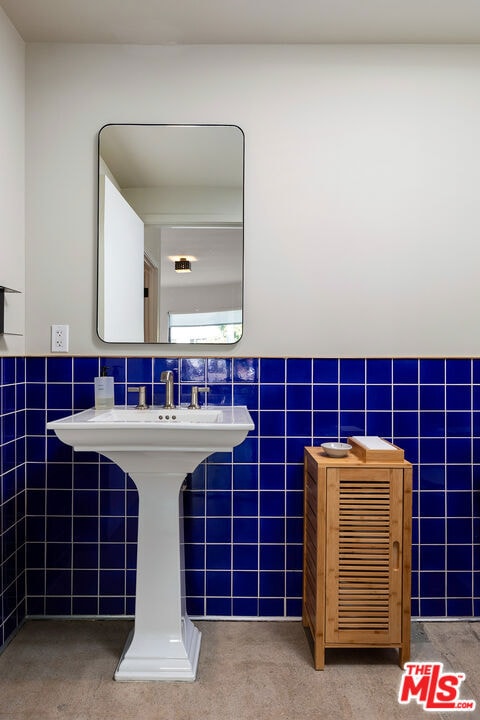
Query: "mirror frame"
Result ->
[[96, 123, 245, 345]]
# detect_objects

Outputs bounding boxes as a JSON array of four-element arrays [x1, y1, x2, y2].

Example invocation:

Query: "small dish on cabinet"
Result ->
[[321, 442, 352, 458]]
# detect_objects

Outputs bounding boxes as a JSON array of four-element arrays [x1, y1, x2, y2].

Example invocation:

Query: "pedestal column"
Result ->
[[114, 471, 201, 681]]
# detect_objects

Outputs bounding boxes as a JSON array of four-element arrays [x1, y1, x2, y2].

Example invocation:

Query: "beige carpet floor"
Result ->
[[0, 619, 478, 720]]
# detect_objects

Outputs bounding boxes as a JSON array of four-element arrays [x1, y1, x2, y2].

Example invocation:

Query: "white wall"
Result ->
[[25, 44, 480, 357], [0, 8, 25, 355]]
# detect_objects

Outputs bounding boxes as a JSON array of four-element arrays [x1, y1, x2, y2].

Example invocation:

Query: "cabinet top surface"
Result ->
[[305, 446, 412, 468]]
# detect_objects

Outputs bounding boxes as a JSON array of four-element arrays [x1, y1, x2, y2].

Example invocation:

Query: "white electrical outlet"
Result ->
[[51, 324, 69, 352]]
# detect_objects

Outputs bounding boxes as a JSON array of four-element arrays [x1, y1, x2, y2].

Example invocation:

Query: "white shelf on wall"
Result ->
[[0, 286, 22, 336]]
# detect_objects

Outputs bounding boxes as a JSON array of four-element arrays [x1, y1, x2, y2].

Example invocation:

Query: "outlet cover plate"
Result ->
[[51, 324, 69, 352]]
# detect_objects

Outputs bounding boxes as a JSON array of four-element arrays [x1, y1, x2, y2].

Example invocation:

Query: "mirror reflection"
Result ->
[[97, 124, 244, 344]]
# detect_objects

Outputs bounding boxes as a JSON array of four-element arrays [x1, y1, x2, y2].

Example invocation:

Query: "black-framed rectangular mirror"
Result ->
[[97, 124, 244, 344]]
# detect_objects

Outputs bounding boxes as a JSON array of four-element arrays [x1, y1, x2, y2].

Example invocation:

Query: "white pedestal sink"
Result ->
[[47, 405, 254, 681]]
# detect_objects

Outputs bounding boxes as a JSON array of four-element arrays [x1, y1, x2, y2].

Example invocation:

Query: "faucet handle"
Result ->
[[188, 386, 209, 409], [128, 385, 148, 409]]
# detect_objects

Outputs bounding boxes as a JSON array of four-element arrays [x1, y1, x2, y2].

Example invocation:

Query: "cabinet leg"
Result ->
[[314, 643, 325, 670]]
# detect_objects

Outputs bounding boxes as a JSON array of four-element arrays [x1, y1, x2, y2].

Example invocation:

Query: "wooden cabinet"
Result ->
[[303, 446, 412, 670]]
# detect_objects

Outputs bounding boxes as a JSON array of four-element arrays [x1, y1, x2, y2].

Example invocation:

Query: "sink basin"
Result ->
[[89, 407, 223, 423], [47, 404, 254, 682]]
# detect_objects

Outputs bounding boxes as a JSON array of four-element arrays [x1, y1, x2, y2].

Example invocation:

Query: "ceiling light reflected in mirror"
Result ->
[[174, 258, 191, 273]]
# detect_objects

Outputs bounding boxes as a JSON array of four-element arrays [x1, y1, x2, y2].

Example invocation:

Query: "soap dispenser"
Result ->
[[94, 366, 114, 409]]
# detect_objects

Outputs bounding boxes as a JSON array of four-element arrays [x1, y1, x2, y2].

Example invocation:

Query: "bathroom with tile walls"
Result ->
[[1, 2, 480, 663]]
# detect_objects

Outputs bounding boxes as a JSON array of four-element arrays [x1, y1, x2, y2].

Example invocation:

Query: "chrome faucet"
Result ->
[[160, 370, 175, 409]]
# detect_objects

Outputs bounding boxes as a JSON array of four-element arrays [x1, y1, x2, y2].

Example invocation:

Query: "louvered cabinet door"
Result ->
[[325, 467, 404, 645]]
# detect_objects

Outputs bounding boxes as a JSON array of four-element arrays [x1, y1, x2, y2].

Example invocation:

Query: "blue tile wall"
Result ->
[[2, 355, 480, 651], [0, 357, 26, 648]]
